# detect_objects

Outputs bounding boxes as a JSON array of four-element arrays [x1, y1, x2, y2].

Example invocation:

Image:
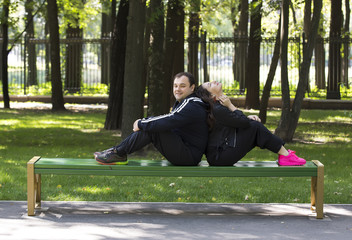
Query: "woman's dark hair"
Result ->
[[173, 72, 196, 87], [195, 84, 215, 130]]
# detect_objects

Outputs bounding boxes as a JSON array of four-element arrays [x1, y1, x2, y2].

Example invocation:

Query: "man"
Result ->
[[95, 72, 209, 166]]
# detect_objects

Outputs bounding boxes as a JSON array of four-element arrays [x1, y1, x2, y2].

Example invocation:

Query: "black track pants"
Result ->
[[115, 130, 200, 166], [206, 121, 285, 166]]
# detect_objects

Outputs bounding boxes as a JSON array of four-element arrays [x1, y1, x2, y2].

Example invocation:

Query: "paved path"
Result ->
[[1, 201, 351, 240]]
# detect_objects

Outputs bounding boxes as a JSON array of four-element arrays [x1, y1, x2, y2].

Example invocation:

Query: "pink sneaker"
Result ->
[[278, 150, 306, 166]]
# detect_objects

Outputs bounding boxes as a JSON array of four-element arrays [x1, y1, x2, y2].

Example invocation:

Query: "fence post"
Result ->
[[24, 33, 27, 95], [201, 30, 208, 82]]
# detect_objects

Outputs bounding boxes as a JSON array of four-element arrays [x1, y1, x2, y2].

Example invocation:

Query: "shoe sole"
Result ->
[[278, 163, 305, 166], [277, 160, 306, 166], [94, 153, 128, 165], [95, 159, 128, 165]]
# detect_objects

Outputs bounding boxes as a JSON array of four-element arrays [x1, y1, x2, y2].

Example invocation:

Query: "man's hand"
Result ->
[[247, 115, 261, 122], [133, 119, 141, 132]]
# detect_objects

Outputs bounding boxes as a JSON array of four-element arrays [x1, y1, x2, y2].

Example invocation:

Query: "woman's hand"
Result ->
[[218, 95, 237, 111], [247, 115, 261, 122], [133, 119, 141, 132]]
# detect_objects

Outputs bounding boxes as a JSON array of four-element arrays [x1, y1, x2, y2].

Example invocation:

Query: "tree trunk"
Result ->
[[25, 0, 38, 86], [259, 13, 281, 124], [275, 0, 290, 140], [188, 0, 201, 85], [315, 27, 326, 89], [121, 0, 146, 138], [171, 1, 184, 79], [233, 0, 248, 92], [303, 0, 312, 93], [303, 0, 311, 39], [327, 0, 342, 99], [47, 0, 66, 111], [275, 0, 322, 141], [245, 0, 261, 109], [164, 0, 184, 108], [142, 4, 151, 111], [1, 1, 10, 109], [0, 28, 2, 86], [100, 0, 114, 85], [104, 0, 129, 130], [147, 0, 165, 116]]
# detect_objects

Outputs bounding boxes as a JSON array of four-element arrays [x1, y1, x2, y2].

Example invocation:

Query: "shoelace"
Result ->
[[288, 150, 304, 162], [101, 147, 115, 154]]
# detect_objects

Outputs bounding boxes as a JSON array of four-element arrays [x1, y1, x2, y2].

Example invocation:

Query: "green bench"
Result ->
[[27, 156, 324, 218]]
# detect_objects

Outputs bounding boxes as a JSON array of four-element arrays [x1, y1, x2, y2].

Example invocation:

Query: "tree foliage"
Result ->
[[58, 0, 101, 34]]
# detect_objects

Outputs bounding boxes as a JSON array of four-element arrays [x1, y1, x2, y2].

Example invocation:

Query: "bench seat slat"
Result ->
[[35, 169, 317, 177], [34, 158, 318, 177]]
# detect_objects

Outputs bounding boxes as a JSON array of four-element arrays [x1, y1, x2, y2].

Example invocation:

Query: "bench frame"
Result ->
[[27, 156, 324, 218]]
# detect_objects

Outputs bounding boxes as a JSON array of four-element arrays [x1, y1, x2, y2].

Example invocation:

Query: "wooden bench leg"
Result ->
[[36, 174, 42, 208], [311, 176, 317, 210], [311, 160, 324, 219], [27, 156, 41, 216]]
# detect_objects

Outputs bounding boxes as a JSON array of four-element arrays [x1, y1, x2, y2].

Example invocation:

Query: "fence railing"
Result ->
[[8, 36, 111, 96], [196, 35, 352, 99], [1, 34, 352, 99]]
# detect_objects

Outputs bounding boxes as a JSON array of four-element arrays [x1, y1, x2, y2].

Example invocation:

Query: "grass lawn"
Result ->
[[0, 105, 351, 204]]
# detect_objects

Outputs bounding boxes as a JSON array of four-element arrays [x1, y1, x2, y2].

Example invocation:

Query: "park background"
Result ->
[[0, 0, 351, 204]]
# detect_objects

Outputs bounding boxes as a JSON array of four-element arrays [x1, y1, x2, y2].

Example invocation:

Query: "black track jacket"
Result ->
[[207, 101, 251, 149], [137, 93, 209, 161]]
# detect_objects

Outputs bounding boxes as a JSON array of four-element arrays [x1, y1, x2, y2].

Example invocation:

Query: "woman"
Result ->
[[196, 81, 306, 166]]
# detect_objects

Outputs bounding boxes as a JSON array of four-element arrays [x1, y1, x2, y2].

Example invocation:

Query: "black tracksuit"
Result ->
[[206, 101, 284, 166], [115, 93, 209, 166]]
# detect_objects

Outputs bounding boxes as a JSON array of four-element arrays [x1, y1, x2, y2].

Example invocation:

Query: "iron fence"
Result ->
[[197, 35, 352, 99], [1, 34, 352, 99]]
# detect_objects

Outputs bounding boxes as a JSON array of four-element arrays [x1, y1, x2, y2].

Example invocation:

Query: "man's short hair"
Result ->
[[173, 72, 196, 87]]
